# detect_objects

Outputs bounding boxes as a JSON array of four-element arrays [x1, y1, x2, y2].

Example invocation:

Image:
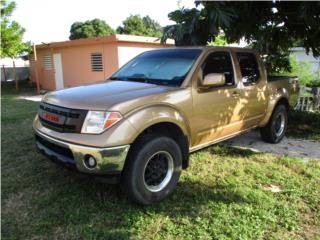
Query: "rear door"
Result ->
[[235, 51, 268, 127]]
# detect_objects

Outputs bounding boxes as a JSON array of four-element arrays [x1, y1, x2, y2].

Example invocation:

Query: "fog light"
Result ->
[[84, 155, 97, 169]]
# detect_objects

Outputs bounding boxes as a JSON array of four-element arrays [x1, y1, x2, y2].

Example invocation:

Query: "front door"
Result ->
[[53, 53, 64, 90], [191, 51, 242, 148]]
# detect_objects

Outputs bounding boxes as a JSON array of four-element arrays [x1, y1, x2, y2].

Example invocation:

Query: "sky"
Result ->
[[12, 0, 197, 44]]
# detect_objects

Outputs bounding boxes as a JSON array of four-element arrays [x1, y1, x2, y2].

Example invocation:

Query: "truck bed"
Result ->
[[267, 76, 299, 108], [267, 75, 298, 82]]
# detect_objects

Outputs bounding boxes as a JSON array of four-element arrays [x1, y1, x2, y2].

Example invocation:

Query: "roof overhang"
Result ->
[[36, 34, 175, 49]]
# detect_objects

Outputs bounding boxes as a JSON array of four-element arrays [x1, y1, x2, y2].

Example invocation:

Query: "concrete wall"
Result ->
[[1, 67, 29, 81], [1, 58, 30, 82], [30, 49, 56, 90]]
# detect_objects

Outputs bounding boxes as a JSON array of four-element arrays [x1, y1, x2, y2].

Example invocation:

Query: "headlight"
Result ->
[[81, 111, 122, 134]]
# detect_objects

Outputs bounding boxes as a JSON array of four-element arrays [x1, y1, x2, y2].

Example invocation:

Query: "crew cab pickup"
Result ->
[[33, 47, 299, 205]]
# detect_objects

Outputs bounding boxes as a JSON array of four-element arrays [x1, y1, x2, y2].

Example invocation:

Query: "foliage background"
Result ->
[[0, 0, 30, 58]]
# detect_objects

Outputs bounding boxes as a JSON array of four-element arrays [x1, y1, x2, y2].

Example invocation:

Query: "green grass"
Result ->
[[1, 83, 320, 239]]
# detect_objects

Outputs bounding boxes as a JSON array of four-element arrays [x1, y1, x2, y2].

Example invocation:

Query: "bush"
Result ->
[[281, 57, 317, 86], [306, 70, 320, 87]]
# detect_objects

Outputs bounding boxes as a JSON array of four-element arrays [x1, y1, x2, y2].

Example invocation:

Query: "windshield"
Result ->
[[110, 49, 202, 86]]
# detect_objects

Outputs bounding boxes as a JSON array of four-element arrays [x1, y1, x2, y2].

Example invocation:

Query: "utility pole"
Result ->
[[33, 43, 40, 94]]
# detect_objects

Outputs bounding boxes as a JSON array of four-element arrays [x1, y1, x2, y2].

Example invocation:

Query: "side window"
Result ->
[[236, 52, 260, 85], [201, 52, 235, 86]]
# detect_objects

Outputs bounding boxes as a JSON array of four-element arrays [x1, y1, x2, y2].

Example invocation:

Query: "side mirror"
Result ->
[[201, 73, 225, 88]]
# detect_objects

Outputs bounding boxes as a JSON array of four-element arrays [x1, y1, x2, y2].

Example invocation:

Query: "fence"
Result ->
[[1, 65, 30, 82], [295, 86, 320, 112]]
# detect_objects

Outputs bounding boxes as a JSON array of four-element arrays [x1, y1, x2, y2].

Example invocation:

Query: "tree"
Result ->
[[162, 1, 320, 73], [1, 0, 30, 58], [117, 15, 162, 37], [208, 35, 228, 46], [69, 19, 115, 40], [1, 0, 31, 88]]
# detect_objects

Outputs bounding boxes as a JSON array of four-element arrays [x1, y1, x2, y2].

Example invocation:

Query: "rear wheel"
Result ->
[[260, 104, 288, 143], [122, 135, 182, 205]]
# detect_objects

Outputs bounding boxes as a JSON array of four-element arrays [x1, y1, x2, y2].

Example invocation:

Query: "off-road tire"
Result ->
[[121, 134, 182, 205], [260, 104, 288, 143]]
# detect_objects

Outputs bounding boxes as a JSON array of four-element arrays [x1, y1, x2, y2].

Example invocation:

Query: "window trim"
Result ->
[[236, 52, 261, 86], [197, 50, 237, 91]]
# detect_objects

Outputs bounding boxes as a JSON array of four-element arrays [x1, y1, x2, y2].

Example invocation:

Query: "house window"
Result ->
[[91, 53, 103, 72], [43, 55, 53, 70]]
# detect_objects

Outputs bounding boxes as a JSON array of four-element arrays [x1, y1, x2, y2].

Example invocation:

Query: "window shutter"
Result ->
[[91, 53, 103, 72], [43, 55, 53, 70]]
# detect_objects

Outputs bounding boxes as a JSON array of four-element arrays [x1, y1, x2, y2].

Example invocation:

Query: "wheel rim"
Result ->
[[274, 112, 285, 137], [143, 151, 174, 192]]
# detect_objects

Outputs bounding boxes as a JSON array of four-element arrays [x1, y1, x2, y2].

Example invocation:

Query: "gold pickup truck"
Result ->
[[33, 47, 299, 205]]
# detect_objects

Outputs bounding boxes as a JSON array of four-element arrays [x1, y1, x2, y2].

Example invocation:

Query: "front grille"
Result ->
[[35, 134, 74, 160], [39, 104, 80, 118], [38, 102, 87, 133], [39, 116, 76, 133]]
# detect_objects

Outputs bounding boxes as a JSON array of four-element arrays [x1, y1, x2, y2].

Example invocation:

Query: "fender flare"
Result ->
[[259, 88, 289, 127], [124, 104, 191, 145]]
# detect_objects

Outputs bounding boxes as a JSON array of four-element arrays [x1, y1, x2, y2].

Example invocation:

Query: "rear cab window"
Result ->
[[236, 52, 260, 85]]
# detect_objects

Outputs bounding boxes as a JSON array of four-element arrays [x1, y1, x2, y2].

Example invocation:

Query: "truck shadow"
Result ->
[[58, 145, 260, 226]]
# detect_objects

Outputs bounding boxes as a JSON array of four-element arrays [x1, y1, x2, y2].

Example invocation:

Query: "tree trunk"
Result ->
[[2, 65, 6, 82], [12, 59, 18, 90]]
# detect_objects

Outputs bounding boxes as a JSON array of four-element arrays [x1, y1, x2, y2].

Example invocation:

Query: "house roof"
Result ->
[[36, 34, 175, 49]]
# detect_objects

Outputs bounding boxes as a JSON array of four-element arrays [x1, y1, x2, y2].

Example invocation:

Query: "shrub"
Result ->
[[281, 57, 315, 86]]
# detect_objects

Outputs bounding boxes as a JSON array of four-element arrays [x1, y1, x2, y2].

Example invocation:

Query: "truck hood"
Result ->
[[42, 80, 173, 111]]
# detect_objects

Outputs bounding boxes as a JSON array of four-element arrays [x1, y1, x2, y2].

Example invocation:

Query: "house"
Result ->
[[30, 34, 174, 90]]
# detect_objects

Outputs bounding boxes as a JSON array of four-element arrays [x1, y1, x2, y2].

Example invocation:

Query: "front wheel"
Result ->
[[122, 135, 182, 205], [260, 104, 288, 143]]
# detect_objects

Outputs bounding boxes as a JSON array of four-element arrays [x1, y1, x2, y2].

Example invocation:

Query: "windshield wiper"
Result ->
[[109, 77, 126, 81], [127, 77, 177, 86], [109, 76, 148, 83], [126, 77, 150, 83], [110, 76, 180, 87]]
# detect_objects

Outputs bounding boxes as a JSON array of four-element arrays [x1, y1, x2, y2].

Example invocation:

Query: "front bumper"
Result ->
[[34, 129, 130, 175]]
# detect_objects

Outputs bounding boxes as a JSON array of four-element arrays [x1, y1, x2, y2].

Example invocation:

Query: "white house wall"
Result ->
[[117, 45, 156, 68], [290, 47, 320, 73]]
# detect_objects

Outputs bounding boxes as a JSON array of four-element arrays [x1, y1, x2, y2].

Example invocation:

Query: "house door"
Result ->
[[53, 53, 64, 90]]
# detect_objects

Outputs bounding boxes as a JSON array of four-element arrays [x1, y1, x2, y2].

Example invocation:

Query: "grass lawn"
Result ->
[[1, 82, 320, 240]]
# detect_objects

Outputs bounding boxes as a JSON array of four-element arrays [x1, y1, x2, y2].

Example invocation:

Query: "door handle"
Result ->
[[232, 91, 240, 98]]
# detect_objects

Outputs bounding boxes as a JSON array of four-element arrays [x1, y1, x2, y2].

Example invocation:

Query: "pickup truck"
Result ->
[[33, 47, 299, 205]]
